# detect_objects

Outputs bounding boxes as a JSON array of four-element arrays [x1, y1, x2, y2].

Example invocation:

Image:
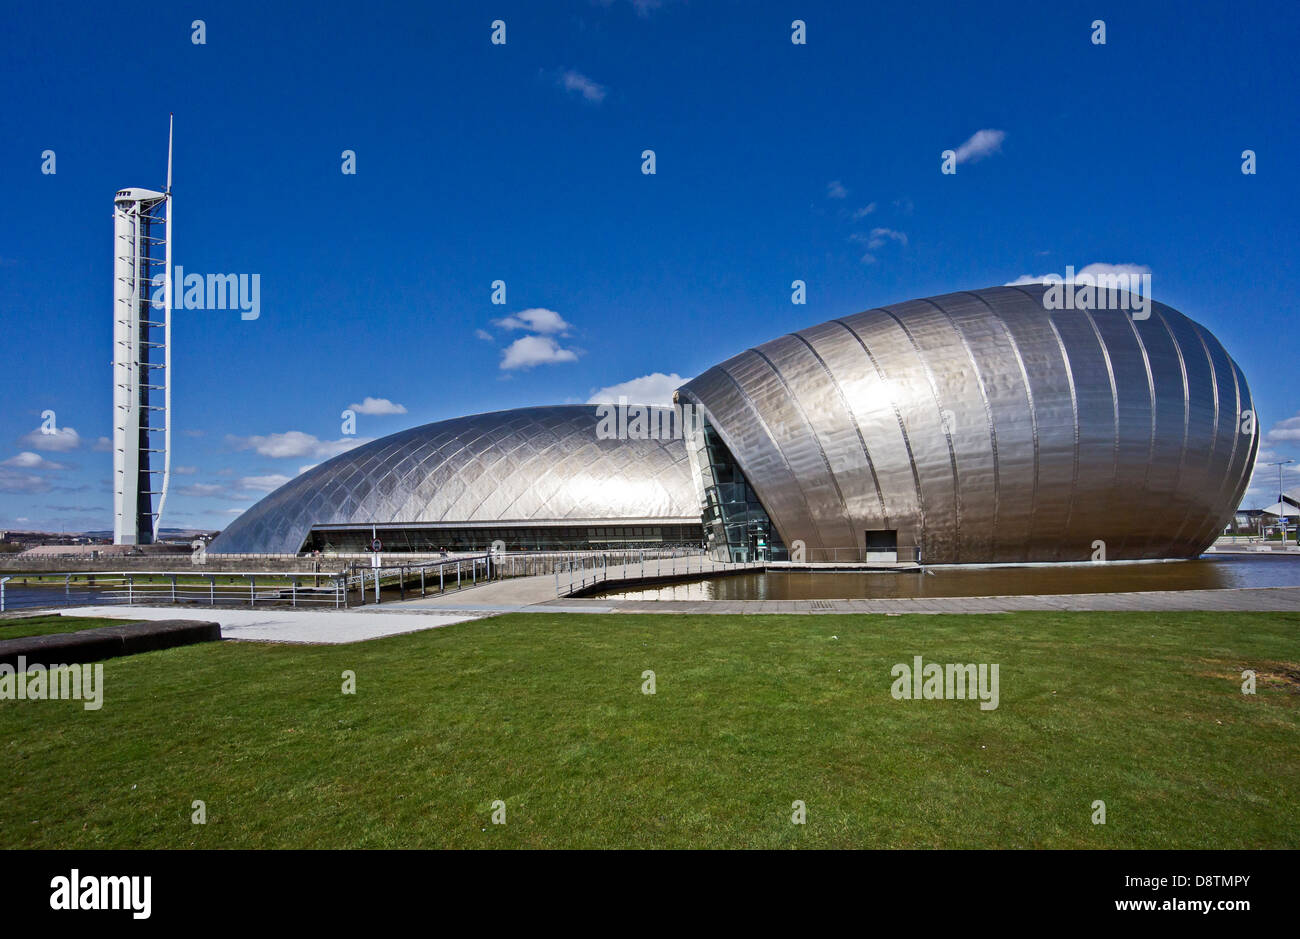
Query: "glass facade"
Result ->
[[302, 523, 703, 554], [689, 418, 787, 561]]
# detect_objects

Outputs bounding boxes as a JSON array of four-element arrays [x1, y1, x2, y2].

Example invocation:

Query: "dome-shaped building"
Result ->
[[209, 405, 701, 554], [677, 284, 1256, 563], [211, 284, 1255, 563]]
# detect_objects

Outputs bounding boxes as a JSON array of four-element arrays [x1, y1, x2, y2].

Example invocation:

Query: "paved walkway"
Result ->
[[58, 580, 1300, 645], [392, 556, 750, 610], [63, 604, 486, 644], [537, 585, 1300, 614]]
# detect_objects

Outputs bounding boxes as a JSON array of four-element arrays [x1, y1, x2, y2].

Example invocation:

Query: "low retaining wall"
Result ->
[[0, 619, 222, 668]]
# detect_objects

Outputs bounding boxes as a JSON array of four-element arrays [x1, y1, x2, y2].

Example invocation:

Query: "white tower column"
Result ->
[[112, 117, 173, 545]]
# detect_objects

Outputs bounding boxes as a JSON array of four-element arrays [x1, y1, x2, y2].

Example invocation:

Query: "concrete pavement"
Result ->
[[536, 585, 1300, 614], [62, 604, 487, 644]]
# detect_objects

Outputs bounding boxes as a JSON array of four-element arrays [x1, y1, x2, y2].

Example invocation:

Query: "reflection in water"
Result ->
[[593, 555, 1300, 601]]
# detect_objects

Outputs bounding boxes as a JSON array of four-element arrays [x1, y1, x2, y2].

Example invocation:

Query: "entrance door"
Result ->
[[864, 529, 897, 564]]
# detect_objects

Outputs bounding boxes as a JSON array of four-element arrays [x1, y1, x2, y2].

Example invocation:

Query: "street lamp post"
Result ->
[[1266, 459, 1294, 542]]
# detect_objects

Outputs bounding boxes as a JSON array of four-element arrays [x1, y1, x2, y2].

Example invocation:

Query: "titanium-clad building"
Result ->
[[678, 284, 1256, 563], [211, 284, 1256, 563], [209, 405, 701, 554]]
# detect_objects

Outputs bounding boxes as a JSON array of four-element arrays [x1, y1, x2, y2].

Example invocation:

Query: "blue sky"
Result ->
[[2, 0, 1298, 532]]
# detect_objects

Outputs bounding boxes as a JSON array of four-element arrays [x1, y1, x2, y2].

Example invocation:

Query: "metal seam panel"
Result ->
[[831, 315, 930, 554], [880, 304, 964, 559], [790, 332, 890, 528], [749, 344, 857, 543]]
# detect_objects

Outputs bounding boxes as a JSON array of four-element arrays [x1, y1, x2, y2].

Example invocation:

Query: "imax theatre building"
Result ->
[[210, 284, 1257, 564]]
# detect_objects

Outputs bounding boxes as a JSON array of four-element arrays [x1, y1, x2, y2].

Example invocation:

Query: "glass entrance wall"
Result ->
[[687, 416, 787, 561]]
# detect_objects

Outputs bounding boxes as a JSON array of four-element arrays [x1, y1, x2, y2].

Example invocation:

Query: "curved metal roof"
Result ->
[[209, 405, 697, 554], [677, 284, 1256, 562]]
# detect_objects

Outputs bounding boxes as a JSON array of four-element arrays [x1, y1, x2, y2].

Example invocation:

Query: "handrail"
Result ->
[[553, 550, 760, 598], [0, 570, 348, 612]]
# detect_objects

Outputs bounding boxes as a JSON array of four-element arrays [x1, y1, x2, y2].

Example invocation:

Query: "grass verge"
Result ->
[[0, 614, 135, 640], [2, 611, 1297, 848]]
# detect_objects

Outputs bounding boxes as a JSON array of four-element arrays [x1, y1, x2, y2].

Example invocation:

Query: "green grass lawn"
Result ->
[[0, 614, 134, 639], [2, 611, 1297, 849]]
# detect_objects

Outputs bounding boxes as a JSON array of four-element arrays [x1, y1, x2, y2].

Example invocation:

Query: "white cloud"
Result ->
[[588, 372, 690, 407], [298, 463, 319, 475], [826, 180, 848, 199], [1265, 414, 1300, 443], [493, 308, 572, 335], [851, 203, 877, 219], [92, 436, 112, 452], [2, 452, 65, 470], [239, 474, 292, 493], [850, 228, 908, 264], [952, 128, 1006, 164], [18, 426, 80, 452], [1005, 262, 1152, 288], [560, 70, 606, 103], [347, 397, 408, 416], [226, 431, 370, 460], [0, 469, 50, 494], [867, 227, 907, 249], [177, 483, 228, 497], [475, 328, 494, 341], [500, 335, 580, 370], [594, 0, 668, 16], [174, 465, 198, 475]]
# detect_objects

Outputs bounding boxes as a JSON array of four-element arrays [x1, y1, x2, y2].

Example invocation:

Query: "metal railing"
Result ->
[[346, 554, 495, 604], [0, 571, 348, 612], [554, 550, 762, 597], [0, 549, 724, 612]]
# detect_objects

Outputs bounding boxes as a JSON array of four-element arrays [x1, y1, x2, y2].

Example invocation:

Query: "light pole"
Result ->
[[1267, 459, 1294, 541]]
